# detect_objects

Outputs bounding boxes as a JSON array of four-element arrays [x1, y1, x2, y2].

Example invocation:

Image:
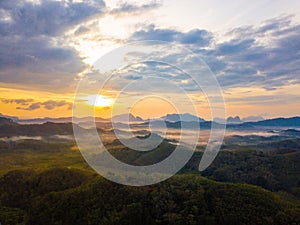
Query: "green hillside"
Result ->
[[0, 168, 299, 225]]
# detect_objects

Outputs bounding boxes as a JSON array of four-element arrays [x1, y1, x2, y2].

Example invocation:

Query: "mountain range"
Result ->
[[0, 113, 263, 124], [1, 114, 300, 138], [214, 115, 265, 124]]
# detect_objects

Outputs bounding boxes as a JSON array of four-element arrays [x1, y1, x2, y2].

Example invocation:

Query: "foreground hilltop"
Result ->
[[0, 168, 299, 225]]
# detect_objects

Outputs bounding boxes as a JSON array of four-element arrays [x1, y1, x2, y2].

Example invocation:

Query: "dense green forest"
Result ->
[[0, 137, 300, 224], [1, 138, 300, 198], [0, 168, 299, 225], [0, 118, 300, 224]]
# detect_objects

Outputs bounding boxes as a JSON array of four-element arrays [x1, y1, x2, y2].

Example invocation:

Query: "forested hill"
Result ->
[[0, 168, 299, 225], [0, 117, 77, 137]]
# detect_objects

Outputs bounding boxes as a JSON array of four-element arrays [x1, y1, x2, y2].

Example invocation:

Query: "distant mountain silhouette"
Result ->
[[215, 115, 264, 124], [0, 113, 18, 122], [135, 120, 224, 130], [19, 116, 109, 124], [243, 116, 264, 122], [227, 116, 242, 124], [245, 117, 300, 127], [160, 113, 205, 122], [227, 115, 264, 124], [1, 114, 300, 137], [280, 129, 300, 136], [111, 113, 143, 123], [0, 117, 16, 127], [0, 119, 83, 137]]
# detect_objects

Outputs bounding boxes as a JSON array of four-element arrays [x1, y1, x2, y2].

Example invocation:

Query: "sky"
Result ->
[[0, 0, 300, 119]]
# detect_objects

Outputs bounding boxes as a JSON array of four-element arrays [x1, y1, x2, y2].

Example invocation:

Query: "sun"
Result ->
[[86, 95, 114, 108]]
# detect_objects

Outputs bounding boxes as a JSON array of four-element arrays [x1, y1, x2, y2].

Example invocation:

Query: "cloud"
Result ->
[[211, 16, 300, 89], [1, 0, 299, 112], [124, 74, 143, 80], [94, 60, 202, 95], [128, 16, 300, 90], [18, 101, 72, 111], [110, 1, 161, 16], [74, 26, 90, 35], [179, 29, 214, 46], [0, 98, 34, 105], [42, 100, 72, 110], [0, 0, 106, 91], [0, 36, 86, 87], [18, 102, 41, 111], [0, 0, 105, 36], [216, 39, 255, 55], [130, 24, 213, 46], [1, 98, 72, 111], [225, 94, 300, 105]]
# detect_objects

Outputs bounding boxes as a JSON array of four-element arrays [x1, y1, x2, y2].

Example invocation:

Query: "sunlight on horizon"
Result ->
[[86, 94, 114, 108]]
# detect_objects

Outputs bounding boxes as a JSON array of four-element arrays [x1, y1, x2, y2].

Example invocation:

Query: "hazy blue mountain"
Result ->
[[280, 129, 300, 136], [0, 117, 15, 126], [213, 117, 226, 124], [215, 115, 265, 124], [19, 117, 109, 124], [1, 114, 300, 134], [227, 116, 242, 124], [0, 113, 18, 122], [138, 120, 224, 130], [160, 113, 205, 122], [243, 115, 264, 122], [19, 117, 73, 124], [245, 117, 300, 127], [111, 113, 143, 123]]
